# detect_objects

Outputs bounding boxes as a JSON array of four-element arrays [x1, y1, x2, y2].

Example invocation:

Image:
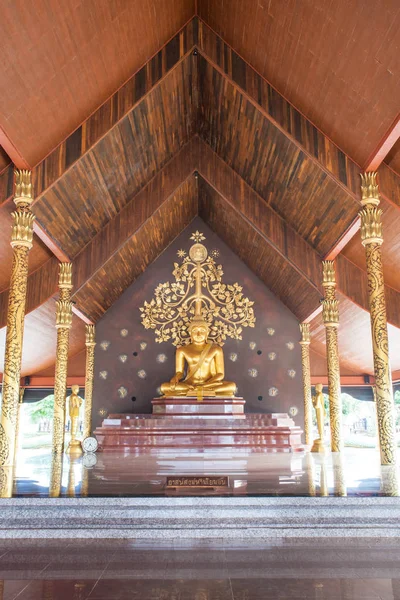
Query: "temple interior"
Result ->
[[1, 1, 400, 599]]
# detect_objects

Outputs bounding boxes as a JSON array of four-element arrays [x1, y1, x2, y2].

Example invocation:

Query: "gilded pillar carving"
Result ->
[[51, 263, 73, 455], [49, 452, 63, 498], [83, 325, 96, 439], [360, 172, 396, 465], [0, 170, 35, 468], [299, 323, 312, 446], [322, 260, 342, 452]]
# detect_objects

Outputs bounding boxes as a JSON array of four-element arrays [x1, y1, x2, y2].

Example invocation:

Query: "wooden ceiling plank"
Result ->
[[199, 182, 322, 322], [196, 18, 361, 201], [30, 18, 198, 201], [196, 138, 323, 295], [0, 140, 198, 329]]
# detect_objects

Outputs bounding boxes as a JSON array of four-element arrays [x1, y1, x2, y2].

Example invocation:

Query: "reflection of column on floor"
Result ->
[[319, 458, 328, 497], [42, 580, 54, 600], [305, 453, 316, 496], [0, 467, 13, 498], [333, 453, 347, 497], [73, 583, 86, 600], [0, 579, 4, 600], [380, 465, 399, 496], [81, 464, 89, 497], [67, 458, 82, 498], [392, 579, 400, 600], [314, 582, 324, 600], [49, 453, 63, 498]]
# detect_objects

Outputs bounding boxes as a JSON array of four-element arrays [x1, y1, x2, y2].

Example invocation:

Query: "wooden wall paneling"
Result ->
[[0, 299, 86, 376], [0, 0, 196, 166], [198, 2, 400, 167], [34, 56, 197, 259], [197, 54, 359, 256], [73, 177, 198, 322], [32, 18, 198, 198], [376, 162, 400, 211], [196, 138, 323, 292], [73, 141, 198, 295], [197, 19, 361, 199], [198, 178, 321, 321]]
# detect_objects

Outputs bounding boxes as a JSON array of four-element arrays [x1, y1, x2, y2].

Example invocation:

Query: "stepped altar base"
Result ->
[[94, 397, 304, 452], [151, 396, 246, 417]]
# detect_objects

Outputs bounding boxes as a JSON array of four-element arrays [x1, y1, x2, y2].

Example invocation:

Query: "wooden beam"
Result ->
[[0, 126, 30, 170], [364, 114, 400, 171], [311, 376, 375, 386]]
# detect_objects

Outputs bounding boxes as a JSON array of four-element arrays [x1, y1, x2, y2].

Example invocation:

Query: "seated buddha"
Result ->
[[160, 317, 236, 397]]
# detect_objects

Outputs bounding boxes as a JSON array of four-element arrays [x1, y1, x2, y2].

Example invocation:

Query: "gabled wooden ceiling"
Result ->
[[1, 5, 400, 381]]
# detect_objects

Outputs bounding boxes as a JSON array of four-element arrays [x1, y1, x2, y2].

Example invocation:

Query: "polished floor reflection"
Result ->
[[1, 538, 400, 599], [10, 447, 400, 497]]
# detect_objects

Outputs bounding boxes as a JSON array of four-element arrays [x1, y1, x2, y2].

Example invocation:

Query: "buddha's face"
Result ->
[[315, 383, 323, 393], [71, 384, 79, 394], [190, 325, 209, 344]]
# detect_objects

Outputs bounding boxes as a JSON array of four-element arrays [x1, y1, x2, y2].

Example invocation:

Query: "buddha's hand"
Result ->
[[169, 374, 181, 387]]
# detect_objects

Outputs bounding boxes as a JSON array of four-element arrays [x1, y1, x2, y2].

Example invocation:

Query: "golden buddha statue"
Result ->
[[311, 382, 326, 453], [161, 317, 236, 398], [66, 384, 83, 456]]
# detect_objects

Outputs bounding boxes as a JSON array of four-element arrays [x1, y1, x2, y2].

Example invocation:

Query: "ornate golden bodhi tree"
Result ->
[[140, 231, 256, 401], [360, 172, 396, 465]]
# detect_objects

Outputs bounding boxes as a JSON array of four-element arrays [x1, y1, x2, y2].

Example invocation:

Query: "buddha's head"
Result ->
[[315, 383, 323, 393], [188, 318, 209, 344], [71, 384, 80, 394]]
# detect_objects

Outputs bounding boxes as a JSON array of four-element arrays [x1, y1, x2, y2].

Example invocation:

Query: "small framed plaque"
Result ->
[[166, 476, 229, 489]]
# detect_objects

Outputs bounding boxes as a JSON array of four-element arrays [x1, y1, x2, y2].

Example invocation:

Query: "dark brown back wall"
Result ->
[[93, 217, 304, 429]]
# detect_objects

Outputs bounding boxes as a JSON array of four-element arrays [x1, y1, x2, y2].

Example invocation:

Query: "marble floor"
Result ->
[[11, 446, 400, 497], [1, 538, 400, 599]]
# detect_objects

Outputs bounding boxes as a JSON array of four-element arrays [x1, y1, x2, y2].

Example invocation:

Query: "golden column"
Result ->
[[299, 323, 312, 446], [83, 325, 96, 439], [322, 260, 342, 452], [360, 172, 396, 465], [0, 170, 35, 469], [51, 263, 73, 455]]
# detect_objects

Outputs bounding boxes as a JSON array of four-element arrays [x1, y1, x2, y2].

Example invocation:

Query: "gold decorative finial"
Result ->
[[14, 169, 33, 207], [322, 261, 336, 287], [140, 232, 255, 346], [55, 300, 73, 329], [360, 172, 380, 206], [360, 207, 383, 246], [10, 211, 35, 248], [59, 263, 73, 289], [299, 322, 311, 344], [322, 299, 339, 326], [85, 324, 96, 346]]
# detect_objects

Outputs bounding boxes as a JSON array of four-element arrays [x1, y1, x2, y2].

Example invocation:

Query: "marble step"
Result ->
[[1, 497, 400, 538]]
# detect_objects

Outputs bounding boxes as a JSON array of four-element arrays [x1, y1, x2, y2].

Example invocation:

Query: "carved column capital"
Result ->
[[10, 210, 35, 249], [322, 299, 339, 327], [58, 262, 73, 290], [322, 260, 336, 288], [299, 322, 311, 345], [85, 324, 96, 347], [14, 169, 33, 208], [55, 300, 73, 329], [360, 171, 380, 207], [360, 206, 383, 246]]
